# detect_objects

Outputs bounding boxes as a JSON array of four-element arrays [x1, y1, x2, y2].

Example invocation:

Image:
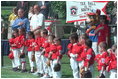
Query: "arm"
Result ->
[[94, 26, 104, 34], [25, 19, 30, 32], [12, 19, 20, 29], [12, 19, 25, 29], [86, 26, 96, 34]]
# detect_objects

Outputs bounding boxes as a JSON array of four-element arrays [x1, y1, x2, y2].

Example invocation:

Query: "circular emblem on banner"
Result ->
[[70, 6, 78, 16]]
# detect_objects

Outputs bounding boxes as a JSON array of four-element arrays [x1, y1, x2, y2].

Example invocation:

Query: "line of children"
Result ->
[[9, 28, 63, 78], [8, 28, 117, 78], [67, 33, 117, 78]]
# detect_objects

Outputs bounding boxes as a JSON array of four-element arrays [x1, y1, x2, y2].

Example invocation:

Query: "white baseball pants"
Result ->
[[70, 58, 79, 78]]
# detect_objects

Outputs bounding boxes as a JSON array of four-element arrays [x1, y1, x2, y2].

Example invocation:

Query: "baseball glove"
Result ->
[[53, 63, 61, 72], [99, 73, 105, 78], [8, 51, 14, 59], [81, 70, 92, 78], [31, 55, 35, 61], [46, 60, 50, 66]]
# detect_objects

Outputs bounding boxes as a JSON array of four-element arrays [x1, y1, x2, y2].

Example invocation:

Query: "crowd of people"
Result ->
[[8, 1, 50, 39], [7, 1, 117, 78]]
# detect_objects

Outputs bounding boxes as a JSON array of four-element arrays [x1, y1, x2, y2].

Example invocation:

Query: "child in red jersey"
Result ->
[[95, 42, 108, 77], [33, 30, 43, 76], [40, 29, 49, 77], [76, 34, 89, 77], [50, 37, 62, 78], [80, 39, 95, 77], [95, 15, 110, 46], [67, 36, 73, 58], [25, 31, 35, 73], [68, 33, 82, 78], [41, 35, 55, 78], [106, 44, 117, 78], [9, 29, 20, 71], [18, 28, 27, 72]]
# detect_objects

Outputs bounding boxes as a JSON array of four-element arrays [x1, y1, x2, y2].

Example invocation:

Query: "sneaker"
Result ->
[[41, 75, 50, 78], [32, 72, 39, 76], [17, 68, 21, 71], [21, 69, 27, 73], [38, 73, 43, 77], [12, 68, 17, 71], [49, 76, 53, 78]]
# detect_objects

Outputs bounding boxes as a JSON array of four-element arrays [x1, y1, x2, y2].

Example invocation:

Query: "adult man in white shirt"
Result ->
[[30, 5, 45, 32]]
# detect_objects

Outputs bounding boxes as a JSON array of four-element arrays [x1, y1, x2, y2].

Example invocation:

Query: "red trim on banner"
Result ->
[[93, 1, 109, 2], [66, 19, 86, 23]]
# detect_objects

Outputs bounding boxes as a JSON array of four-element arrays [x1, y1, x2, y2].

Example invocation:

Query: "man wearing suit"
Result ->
[[38, 1, 50, 19]]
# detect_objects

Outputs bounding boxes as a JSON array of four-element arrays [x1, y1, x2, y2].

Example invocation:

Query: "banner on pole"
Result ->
[[66, 1, 109, 23]]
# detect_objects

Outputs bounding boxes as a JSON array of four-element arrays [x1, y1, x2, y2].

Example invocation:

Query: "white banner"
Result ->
[[66, 1, 109, 23]]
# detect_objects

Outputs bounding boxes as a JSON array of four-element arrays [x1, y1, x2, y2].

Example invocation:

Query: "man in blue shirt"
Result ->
[[12, 8, 30, 32]]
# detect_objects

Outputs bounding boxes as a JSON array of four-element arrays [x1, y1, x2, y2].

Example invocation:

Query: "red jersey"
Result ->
[[95, 24, 109, 45], [56, 45, 63, 59], [95, 52, 108, 71], [106, 51, 117, 72], [76, 45, 86, 61], [67, 43, 73, 57], [34, 37, 42, 51], [25, 39, 35, 51], [50, 44, 59, 60], [81, 48, 95, 67], [71, 43, 82, 55], [41, 37, 48, 48], [17, 35, 25, 48], [44, 42, 50, 58], [9, 38, 18, 49]]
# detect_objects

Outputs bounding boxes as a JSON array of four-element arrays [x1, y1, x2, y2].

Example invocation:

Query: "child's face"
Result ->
[[48, 36, 53, 43], [69, 38, 75, 44], [112, 46, 117, 52], [100, 18, 105, 24], [98, 46, 103, 53], [54, 40, 60, 45], [19, 29, 24, 35], [41, 31, 44, 37], [27, 34, 32, 39], [79, 37, 85, 44], [34, 32, 40, 38], [30, 7, 34, 12], [13, 31, 18, 37]]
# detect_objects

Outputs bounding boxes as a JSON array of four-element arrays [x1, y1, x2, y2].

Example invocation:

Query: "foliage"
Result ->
[[50, 1, 66, 19], [106, 1, 115, 14]]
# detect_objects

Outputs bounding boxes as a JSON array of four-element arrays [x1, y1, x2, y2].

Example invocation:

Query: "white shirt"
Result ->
[[28, 12, 34, 22], [30, 13, 45, 31]]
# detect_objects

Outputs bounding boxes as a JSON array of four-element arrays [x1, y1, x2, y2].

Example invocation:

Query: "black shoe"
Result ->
[[17, 68, 21, 71], [21, 69, 27, 73], [50, 76, 53, 78], [38, 73, 43, 77], [12, 68, 17, 71]]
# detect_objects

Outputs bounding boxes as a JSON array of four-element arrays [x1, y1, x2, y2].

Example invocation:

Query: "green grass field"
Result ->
[[1, 55, 99, 78]]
